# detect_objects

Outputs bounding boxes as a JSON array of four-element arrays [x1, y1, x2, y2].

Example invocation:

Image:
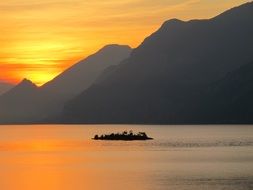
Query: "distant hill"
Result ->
[[0, 45, 132, 123], [61, 2, 253, 124], [0, 82, 13, 95], [0, 79, 40, 122], [42, 44, 132, 99]]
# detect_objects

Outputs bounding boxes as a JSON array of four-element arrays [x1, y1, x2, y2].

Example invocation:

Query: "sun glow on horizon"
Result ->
[[0, 0, 248, 86], [2, 40, 86, 86]]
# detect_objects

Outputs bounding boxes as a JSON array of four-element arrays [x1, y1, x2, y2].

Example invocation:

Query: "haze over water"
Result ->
[[0, 125, 252, 190]]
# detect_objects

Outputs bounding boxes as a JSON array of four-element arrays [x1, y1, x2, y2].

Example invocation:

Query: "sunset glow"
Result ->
[[0, 0, 248, 86]]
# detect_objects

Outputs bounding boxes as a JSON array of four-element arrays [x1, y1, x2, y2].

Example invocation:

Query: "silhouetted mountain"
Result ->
[[42, 44, 132, 99], [61, 2, 253, 124], [195, 60, 253, 123], [0, 82, 14, 95], [0, 45, 132, 123], [6, 78, 37, 95], [0, 79, 39, 123]]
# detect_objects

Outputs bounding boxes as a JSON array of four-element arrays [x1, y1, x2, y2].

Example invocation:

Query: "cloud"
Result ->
[[0, 0, 81, 12], [0, 0, 248, 85]]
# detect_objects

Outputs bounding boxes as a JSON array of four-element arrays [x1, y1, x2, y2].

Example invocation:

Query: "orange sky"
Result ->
[[0, 0, 249, 86]]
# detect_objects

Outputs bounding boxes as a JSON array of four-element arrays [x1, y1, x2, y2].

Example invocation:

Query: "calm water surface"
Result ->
[[0, 125, 252, 190]]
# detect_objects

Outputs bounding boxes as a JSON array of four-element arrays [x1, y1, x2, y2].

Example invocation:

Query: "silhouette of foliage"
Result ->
[[92, 131, 153, 141]]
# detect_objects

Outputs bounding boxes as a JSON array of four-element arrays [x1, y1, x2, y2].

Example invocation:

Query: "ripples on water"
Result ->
[[0, 125, 252, 190]]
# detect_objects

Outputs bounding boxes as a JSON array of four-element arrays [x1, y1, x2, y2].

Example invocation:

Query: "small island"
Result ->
[[92, 131, 153, 141]]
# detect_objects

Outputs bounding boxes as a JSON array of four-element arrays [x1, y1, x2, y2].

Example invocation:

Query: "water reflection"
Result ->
[[0, 125, 252, 190]]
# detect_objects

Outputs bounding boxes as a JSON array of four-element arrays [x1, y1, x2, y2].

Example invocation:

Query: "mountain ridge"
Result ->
[[0, 44, 132, 123], [0, 82, 14, 96], [41, 44, 132, 98], [60, 2, 253, 124]]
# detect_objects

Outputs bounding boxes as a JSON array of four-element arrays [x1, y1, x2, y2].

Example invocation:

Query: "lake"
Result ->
[[0, 125, 252, 190]]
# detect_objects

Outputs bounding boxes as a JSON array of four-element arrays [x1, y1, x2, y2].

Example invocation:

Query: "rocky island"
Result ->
[[92, 131, 153, 141]]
